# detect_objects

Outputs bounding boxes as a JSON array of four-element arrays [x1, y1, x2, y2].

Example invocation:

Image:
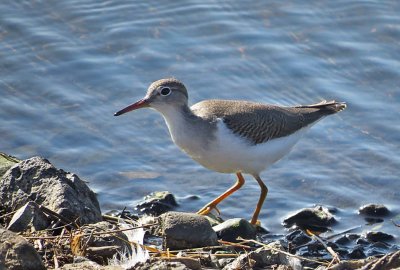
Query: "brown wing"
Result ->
[[191, 99, 345, 145]]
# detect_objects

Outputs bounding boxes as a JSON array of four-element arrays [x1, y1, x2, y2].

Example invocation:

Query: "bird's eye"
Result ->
[[160, 87, 171, 96]]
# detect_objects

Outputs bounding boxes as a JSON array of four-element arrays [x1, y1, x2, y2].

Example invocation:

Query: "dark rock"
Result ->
[[213, 218, 256, 242], [348, 245, 365, 259], [135, 191, 178, 216], [7, 201, 50, 232], [365, 231, 394, 242], [334, 235, 350, 245], [356, 238, 369, 245], [159, 211, 218, 250], [359, 204, 390, 217], [0, 156, 102, 225], [0, 152, 20, 178], [283, 205, 335, 229], [0, 227, 45, 270], [79, 221, 132, 264], [346, 233, 361, 240], [104, 209, 139, 220], [286, 229, 312, 246]]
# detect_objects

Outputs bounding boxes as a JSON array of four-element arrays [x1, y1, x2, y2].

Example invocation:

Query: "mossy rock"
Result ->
[[0, 152, 20, 178]]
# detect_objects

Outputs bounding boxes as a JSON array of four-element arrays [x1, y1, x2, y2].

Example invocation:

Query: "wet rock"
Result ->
[[346, 233, 360, 240], [334, 235, 350, 245], [135, 191, 178, 216], [286, 229, 312, 246], [0, 152, 20, 178], [348, 245, 365, 259], [104, 209, 139, 221], [213, 218, 256, 242], [365, 231, 394, 242], [0, 227, 45, 270], [7, 201, 50, 232], [359, 203, 390, 217], [283, 205, 335, 229], [159, 211, 218, 250], [356, 238, 369, 245], [364, 217, 384, 224], [78, 221, 132, 264], [0, 156, 102, 225]]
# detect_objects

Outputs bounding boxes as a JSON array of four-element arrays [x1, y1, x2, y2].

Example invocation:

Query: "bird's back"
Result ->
[[191, 99, 346, 145]]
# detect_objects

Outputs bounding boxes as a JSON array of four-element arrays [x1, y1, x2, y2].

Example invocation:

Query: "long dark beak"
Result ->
[[114, 98, 150, 116]]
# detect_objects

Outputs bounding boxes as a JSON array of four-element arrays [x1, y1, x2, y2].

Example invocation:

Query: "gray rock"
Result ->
[[159, 211, 219, 250], [0, 152, 20, 179], [135, 191, 178, 216], [7, 201, 50, 232], [0, 227, 45, 270], [213, 218, 256, 242], [80, 221, 132, 264], [283, 205, 335, 229], [359, 204, 390, 217], [0, 156, 101, 225]]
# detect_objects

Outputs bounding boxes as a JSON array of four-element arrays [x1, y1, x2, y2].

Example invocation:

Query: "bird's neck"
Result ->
[[156, 104, 214, 151]]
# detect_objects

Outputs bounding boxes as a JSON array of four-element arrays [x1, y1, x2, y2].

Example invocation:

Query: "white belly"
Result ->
[[186, 120, 310, 175]]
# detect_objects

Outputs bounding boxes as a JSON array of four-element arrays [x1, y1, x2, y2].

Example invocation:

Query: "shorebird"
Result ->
[[115, 78, 346, 225]]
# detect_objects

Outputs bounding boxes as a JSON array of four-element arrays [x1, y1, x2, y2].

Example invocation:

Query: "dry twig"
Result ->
[[306, 229, 340, 268]]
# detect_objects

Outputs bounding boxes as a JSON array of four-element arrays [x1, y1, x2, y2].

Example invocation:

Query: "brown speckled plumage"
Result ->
[[191, 99, 346, 145]]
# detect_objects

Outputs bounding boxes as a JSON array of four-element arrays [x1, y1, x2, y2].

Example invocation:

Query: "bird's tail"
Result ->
[[295, 100, 347, 114]]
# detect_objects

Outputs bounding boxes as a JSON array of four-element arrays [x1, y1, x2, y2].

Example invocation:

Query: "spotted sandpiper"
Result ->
[[115, 78, 346, 225]]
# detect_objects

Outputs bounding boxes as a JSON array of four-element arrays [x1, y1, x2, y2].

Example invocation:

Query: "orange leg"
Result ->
[[250, 175, 268, 225], [197, 172, 245, 215]]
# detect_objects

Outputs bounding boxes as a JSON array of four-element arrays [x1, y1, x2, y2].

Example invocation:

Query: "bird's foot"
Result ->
[[196, 203, 221, 216]]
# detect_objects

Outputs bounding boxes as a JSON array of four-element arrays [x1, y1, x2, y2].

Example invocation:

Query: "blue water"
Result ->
[[1, 1, 399, 239]]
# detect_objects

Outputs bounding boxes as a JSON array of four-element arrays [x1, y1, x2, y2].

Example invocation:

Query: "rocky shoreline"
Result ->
[[0, 153, 399, 270]]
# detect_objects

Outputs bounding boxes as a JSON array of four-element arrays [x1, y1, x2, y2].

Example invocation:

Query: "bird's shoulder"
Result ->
[[190, 99, 284, 120]]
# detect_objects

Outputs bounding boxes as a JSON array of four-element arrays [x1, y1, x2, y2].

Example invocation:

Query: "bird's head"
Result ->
[[114, 78, 188, 116]]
